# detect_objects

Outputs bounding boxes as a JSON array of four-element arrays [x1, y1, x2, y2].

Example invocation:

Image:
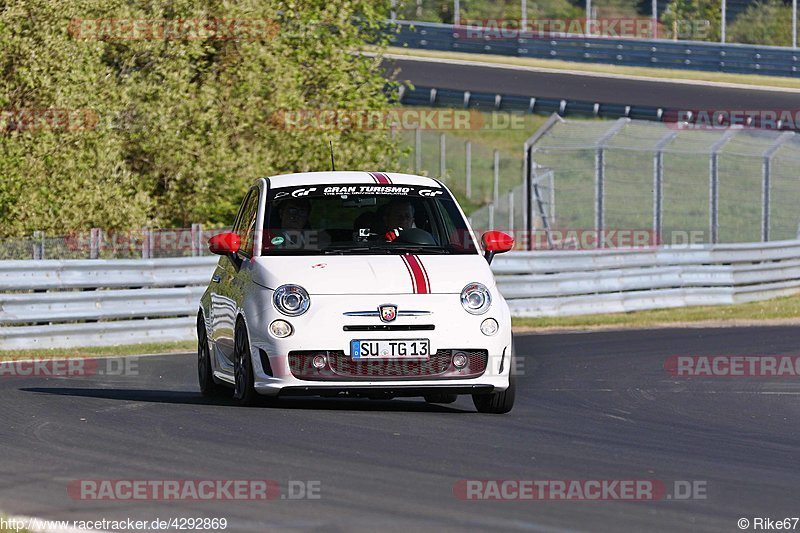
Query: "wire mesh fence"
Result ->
[[0, 226, 229, 260], [392, 0, 800, 47], [517, 116, 800, 248], [4, 116, 798, 258]]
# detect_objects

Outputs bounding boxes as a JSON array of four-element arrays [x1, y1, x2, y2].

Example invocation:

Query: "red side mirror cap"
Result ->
[[481, 231, 514, 254], [208, 232, 241, 255]]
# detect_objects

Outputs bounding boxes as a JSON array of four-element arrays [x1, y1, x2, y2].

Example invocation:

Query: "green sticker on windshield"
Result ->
[[271, 236, 285, 246]]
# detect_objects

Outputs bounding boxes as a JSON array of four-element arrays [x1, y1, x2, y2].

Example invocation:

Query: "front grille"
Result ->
[[288, 349, 488, 381], [343, 325, 435, 332]]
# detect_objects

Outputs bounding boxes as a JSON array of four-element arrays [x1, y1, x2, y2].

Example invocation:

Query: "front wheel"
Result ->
[[198, 317, 222, 397], [233, 323, 258, 406], [472, 375, 515, 414]]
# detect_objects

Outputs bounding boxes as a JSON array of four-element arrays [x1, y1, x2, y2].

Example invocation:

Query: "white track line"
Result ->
[[375, 51, 800, 94]]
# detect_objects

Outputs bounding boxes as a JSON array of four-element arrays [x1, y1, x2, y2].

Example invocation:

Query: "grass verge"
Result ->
[[0, 340, 195, 361], [383, 46, 800, 91], [513, 293, 800, 331]]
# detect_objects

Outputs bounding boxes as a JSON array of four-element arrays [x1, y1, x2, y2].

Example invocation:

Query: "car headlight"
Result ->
[[273, 284, 310, 316], [461, 282, 492, 315]]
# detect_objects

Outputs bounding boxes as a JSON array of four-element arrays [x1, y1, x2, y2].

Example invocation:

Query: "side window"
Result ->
[[237, 189, 260, 257], [232, 191, 253, 235]]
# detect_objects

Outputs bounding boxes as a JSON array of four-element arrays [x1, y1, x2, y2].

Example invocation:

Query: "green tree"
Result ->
[[0, 0, 400, 237], [660, 0, 721, 41], [728, 0, 793, 46]]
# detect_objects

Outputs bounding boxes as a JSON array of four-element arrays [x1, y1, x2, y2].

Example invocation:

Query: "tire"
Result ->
[[472, 374, 515, 414], [424, 393, 458, 404], [233, 322, 258, 407], [197, 316, 222, 397]]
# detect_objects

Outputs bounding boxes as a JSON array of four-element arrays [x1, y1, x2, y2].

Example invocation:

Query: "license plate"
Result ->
[[351, 339, 430, 360]]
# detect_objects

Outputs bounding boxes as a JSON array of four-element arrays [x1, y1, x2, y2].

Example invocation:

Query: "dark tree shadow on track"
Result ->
[[20, 387, 474, 413]]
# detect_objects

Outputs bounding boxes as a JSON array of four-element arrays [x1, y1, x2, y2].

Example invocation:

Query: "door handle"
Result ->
[[212, 275, 221, 283]]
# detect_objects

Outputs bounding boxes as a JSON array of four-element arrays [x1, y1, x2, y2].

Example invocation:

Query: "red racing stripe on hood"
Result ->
[[401, 254, 430, 294], [368, 171, 392, 184]]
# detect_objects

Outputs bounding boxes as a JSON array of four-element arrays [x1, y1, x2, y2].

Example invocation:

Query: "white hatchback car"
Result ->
[[197, 171, 516, 413]]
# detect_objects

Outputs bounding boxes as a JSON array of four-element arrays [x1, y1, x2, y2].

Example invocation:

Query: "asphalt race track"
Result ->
[[383, 56, 800, 110], [2, 326, 799, 532]]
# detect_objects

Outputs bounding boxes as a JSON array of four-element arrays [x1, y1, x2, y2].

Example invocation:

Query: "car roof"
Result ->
[[261, 171, 443, 189]]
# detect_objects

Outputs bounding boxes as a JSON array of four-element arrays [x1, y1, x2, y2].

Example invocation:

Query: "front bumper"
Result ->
[[244, 293, 513, 397]]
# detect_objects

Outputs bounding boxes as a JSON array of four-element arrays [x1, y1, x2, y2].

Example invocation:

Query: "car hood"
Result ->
[[252, 254, 493, 295]]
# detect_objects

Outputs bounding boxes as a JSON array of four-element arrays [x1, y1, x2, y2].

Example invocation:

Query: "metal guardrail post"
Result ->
[[465, 141, 472, 199]]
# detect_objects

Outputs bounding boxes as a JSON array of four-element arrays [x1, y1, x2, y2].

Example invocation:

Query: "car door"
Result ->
[[210, 188, 260, 367]]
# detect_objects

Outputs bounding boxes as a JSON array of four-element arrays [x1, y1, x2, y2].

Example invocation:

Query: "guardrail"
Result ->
[[399, 85, 665, 122], [393, 20, 800, 78], [2, 240, 799, 349], [493, 240, 800, 316], [0, 257, 218, 350]]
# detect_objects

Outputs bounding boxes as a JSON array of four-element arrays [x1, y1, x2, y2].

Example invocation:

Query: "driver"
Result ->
[[382, 199, 415, 242]]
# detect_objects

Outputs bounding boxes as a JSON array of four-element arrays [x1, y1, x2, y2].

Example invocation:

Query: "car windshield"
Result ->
[[261, 183, 478, 255]]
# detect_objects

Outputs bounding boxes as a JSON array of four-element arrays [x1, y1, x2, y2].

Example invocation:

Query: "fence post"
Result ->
[[595, 147, 604, 236], [90, 228, 101, 259], [32, 231, 44, 260], [142, 227, 152, 259], [521, 0, 527, 28], [653, 132, 676, 245], [439, 133, 446, 181], [465, 141, 472, 199], [761, 132, 793, 242], [710, 130, 736, 244], [191, 223, 203, 256], [595, 119, 628, 243], [488, 204, 495, 230], [493, 149, 500, 205], [508, 190, 515, 232], [414, 126, 421, 173]]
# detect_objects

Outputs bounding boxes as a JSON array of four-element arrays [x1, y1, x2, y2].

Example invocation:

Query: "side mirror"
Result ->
[[209, 232, 241, 255], [481, 231, 514, 264]]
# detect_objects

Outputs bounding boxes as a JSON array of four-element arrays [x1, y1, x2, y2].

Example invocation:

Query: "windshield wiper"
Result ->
[[321, 246, 374, 255], [367, 244, 451, 254]]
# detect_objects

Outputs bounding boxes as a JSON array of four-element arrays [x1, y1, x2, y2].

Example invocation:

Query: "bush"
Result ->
[[0, 0, 401, 237], [728, 0, 793, 46]]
